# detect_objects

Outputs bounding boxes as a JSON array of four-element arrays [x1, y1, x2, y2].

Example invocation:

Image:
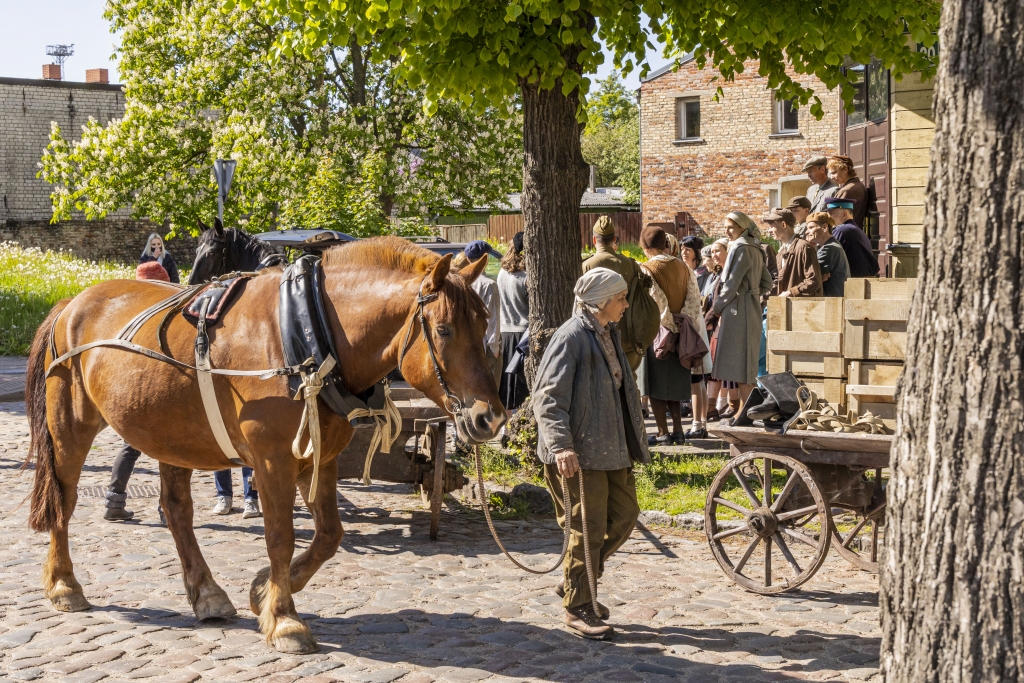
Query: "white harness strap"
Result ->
[[348, 383, 403, 486], [194, 297, 246, 466]]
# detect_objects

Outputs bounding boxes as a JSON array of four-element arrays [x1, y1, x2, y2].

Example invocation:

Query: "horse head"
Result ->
[[398, 253, 507, 444], [188, 219, 284, 284]]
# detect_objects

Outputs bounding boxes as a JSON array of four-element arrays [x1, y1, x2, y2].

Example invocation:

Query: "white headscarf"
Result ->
[[574, 267, 627, 311], [726, 211, 761, 242]]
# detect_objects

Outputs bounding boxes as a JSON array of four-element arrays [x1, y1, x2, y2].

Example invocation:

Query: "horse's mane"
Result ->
[[323, 236, 488, 321]]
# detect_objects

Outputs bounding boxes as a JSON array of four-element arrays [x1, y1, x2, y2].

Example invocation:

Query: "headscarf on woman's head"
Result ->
[[574, 267, 627, 314], [726, 211, 761, 242], [142, 232, 166, 264], [664, 233, 681, 258]]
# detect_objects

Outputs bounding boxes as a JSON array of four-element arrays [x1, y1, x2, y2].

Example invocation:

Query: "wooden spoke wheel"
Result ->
[[829, 468, 886, 572], [704, 452, 832, 594]]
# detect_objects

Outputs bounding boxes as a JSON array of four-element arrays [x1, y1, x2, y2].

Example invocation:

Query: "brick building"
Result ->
[[639, 56, 840, 235], [0, 74, 195, 263]]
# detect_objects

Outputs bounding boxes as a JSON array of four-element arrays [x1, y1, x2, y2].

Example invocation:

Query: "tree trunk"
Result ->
[[880, 0, 1024, 679], [520, 67, 590, 385]]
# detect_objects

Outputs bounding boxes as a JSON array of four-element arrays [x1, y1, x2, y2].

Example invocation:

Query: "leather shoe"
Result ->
[[680, 402, 693, 418], [718, 407, 736, 420], [706, 407, 721, 422], [564, 605, 614, 640], [647, 433, 672, 446], [556, 578, 610, 619], [684, 427, 709, 439], [104, 507, 134, 521], [670, 431, 686, 445]]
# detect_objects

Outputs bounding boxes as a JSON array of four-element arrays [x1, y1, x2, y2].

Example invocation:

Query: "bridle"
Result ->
[[397, 278, 464, 415], [194, 228, 284, 284]]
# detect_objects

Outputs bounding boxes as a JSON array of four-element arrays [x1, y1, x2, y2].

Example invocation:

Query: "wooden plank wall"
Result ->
[[486, 211, 643, 246], [439, 224, 488, 243], [891, 72, 935, 247]]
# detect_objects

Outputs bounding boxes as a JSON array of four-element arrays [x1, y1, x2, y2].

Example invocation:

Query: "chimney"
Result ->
[[42, 64, 62, 80], [86, 69, 109, 84], [588, 164, 596, 193]]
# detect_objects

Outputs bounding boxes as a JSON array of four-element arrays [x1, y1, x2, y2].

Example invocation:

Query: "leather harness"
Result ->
[[45, 256, 406, 502]]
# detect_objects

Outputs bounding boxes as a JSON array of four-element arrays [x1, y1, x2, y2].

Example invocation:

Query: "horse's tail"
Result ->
[[27, 299, 71, 533]]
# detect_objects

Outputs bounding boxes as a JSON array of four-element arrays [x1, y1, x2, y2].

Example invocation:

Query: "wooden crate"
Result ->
[[766, 297, 845, 378], [843, 278, 917, 360], [846, 360, 902, 430]]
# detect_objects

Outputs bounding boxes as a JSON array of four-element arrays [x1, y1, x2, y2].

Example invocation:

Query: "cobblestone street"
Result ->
[[0, 401, 882, 683]]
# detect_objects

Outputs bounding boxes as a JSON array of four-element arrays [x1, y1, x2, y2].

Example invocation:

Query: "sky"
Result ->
[[0, 0, 673, 90]]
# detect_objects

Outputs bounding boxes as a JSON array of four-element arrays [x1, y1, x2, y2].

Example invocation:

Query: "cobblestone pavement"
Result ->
[[0, 401, 882, 683]]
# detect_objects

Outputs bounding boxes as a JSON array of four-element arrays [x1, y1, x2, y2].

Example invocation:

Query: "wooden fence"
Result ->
[[486, 211, 644, 247]]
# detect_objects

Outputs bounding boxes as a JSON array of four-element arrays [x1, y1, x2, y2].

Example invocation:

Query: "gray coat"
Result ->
[[712, 235, 773, 384], [533, 314, 650, 470]]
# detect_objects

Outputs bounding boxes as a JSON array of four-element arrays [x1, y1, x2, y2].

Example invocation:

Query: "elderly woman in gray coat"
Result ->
[[532, 267, 650, 641], [707, 211, 773, 406]]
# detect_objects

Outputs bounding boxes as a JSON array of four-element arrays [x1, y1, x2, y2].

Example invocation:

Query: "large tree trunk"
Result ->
[[520, 67, 590, 385], [880, 0, 1024, 679]]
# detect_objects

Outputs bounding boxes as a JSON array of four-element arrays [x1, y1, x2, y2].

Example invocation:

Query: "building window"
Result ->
[[846, 58, 889, 126], [676, 97, 701, 139], [774, 96, 799, 133]]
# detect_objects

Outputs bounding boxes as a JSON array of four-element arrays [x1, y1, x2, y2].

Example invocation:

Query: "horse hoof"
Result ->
[[272, 617, 318, 654], [195, 588, 237, 621], [249, 566, 271, 615], [51, 591, 91, 612]]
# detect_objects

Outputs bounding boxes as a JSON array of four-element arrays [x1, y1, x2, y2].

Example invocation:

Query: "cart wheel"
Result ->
[[704, 452, 832, 594], [830, 468, 885, 572]]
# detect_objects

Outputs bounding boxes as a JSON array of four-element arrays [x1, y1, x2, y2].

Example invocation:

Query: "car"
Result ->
[[253, 228, 357, 251]]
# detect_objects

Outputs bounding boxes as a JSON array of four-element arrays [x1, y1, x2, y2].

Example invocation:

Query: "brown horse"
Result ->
[[25, 236, 505, 653]]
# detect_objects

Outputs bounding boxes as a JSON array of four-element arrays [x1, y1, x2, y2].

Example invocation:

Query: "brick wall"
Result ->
[[640, 59, 840, 234], [0, 78, 191, 264]]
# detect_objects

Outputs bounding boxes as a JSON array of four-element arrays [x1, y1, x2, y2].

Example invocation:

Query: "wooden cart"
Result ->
[[337, 385, 464, 541], [704, 425, 890, 594]]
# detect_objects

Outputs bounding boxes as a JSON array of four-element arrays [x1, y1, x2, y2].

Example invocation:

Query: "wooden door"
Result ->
[[840, 60, 892, 275]]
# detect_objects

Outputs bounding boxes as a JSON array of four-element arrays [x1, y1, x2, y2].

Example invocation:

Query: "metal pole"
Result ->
[[213, 159, 237, 225]]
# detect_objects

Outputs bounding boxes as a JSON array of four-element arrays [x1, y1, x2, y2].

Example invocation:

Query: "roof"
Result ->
[[640, 53, 696, 84], [254, 229, 357, 249], [0, 76, 123, 92], [470, 188, 637, 213]]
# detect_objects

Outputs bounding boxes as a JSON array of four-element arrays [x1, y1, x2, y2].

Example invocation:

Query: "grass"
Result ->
[[0, 243, 135, 356]]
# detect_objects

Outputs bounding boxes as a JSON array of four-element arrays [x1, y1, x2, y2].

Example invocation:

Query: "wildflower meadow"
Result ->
[[0, 242, 135, 355]]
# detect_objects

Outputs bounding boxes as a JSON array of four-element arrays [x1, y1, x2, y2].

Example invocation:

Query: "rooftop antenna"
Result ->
[[45, 44, 75, 80]]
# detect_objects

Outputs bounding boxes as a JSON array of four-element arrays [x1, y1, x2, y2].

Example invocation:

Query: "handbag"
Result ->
[[674, 313, 710, 370]]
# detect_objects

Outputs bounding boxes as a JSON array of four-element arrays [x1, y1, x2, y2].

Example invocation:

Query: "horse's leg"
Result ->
[[42, 419, 100, 612], [288, 457, 343, 594], [159, 464, 236, 620], [248, 457, 316, 653]]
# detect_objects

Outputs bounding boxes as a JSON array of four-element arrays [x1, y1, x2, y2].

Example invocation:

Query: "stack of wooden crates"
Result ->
[[766, 278, 917, 429]]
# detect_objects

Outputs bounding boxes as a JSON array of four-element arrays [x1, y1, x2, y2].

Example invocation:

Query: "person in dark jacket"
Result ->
[[533, 267, 649, 640], [825, 197, 880, 278], [805, 212, 850, 297], [139, 233, 180, 284], [828, 156, 870, 229]]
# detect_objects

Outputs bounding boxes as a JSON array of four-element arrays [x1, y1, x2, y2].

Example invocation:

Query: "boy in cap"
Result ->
[[582, 216, 645, 370], [765, 208, 822, 298], [785, 196, 812, 237], [825, 197, 880, 278], [804, 156, 838, 213], [804, 212, 850, 297]]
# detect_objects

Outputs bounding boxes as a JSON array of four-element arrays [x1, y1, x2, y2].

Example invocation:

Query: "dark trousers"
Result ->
[[544, 464, 640, 609], [106, 442, 142, 510], [214, 468, 257, 501]]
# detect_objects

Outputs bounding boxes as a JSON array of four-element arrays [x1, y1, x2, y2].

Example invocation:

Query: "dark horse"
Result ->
[[25, 236, 505, 653], [188, 218, 285, 284]]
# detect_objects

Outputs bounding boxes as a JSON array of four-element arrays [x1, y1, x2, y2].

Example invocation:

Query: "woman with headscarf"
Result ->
[[704, 212, 773, 413], [497, 232, 528, 409], [139, 233, 180, 284], [533, 267, 649, 640]]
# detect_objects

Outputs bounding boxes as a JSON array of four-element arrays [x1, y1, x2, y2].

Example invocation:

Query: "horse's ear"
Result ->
[[198, 220, 210, 233], [423, 254, 452, 295], [213, 217, 225, 237], [458, 255, 487, 285]]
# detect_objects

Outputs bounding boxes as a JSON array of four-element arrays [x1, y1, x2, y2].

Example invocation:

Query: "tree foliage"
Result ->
[[243, 0, 939, 120], [39, 0, 522, 236], [581, 73, 639, 202]]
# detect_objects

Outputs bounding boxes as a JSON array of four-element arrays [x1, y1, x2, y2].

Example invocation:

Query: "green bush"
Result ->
[[0, 243, 134, 355]]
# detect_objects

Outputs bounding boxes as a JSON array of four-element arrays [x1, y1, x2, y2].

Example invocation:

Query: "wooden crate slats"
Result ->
[[767, 297, 844, 332], [843, 277, 918, 300], [767, 352, 846, 378], [843, 279, 916, 361], [767, 297, 845, 378], [767, 330, 843, 354], [848, 360, 904, 393]]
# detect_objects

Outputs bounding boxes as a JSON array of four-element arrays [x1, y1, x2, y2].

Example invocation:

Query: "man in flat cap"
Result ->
[[533, 267, 648, 640], [804, 156, 838, 213], [825, 197, 880, 278], [786, 196, 813, 238], [764, 208, 822, 298], [582, 216, 646, 369]]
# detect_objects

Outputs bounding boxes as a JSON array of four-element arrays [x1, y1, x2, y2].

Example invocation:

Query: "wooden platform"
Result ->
[[708, 424, 892, 468]]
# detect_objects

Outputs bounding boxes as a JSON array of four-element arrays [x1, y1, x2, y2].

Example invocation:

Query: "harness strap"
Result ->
[[349, 383, 403, 486], [194, 297, 246, 467], [116, 283, 198, 342], [290, 356, 338, 503]]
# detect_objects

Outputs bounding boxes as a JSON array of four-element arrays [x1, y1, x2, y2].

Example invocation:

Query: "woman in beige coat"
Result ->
[[707, 212, 773, 407]]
